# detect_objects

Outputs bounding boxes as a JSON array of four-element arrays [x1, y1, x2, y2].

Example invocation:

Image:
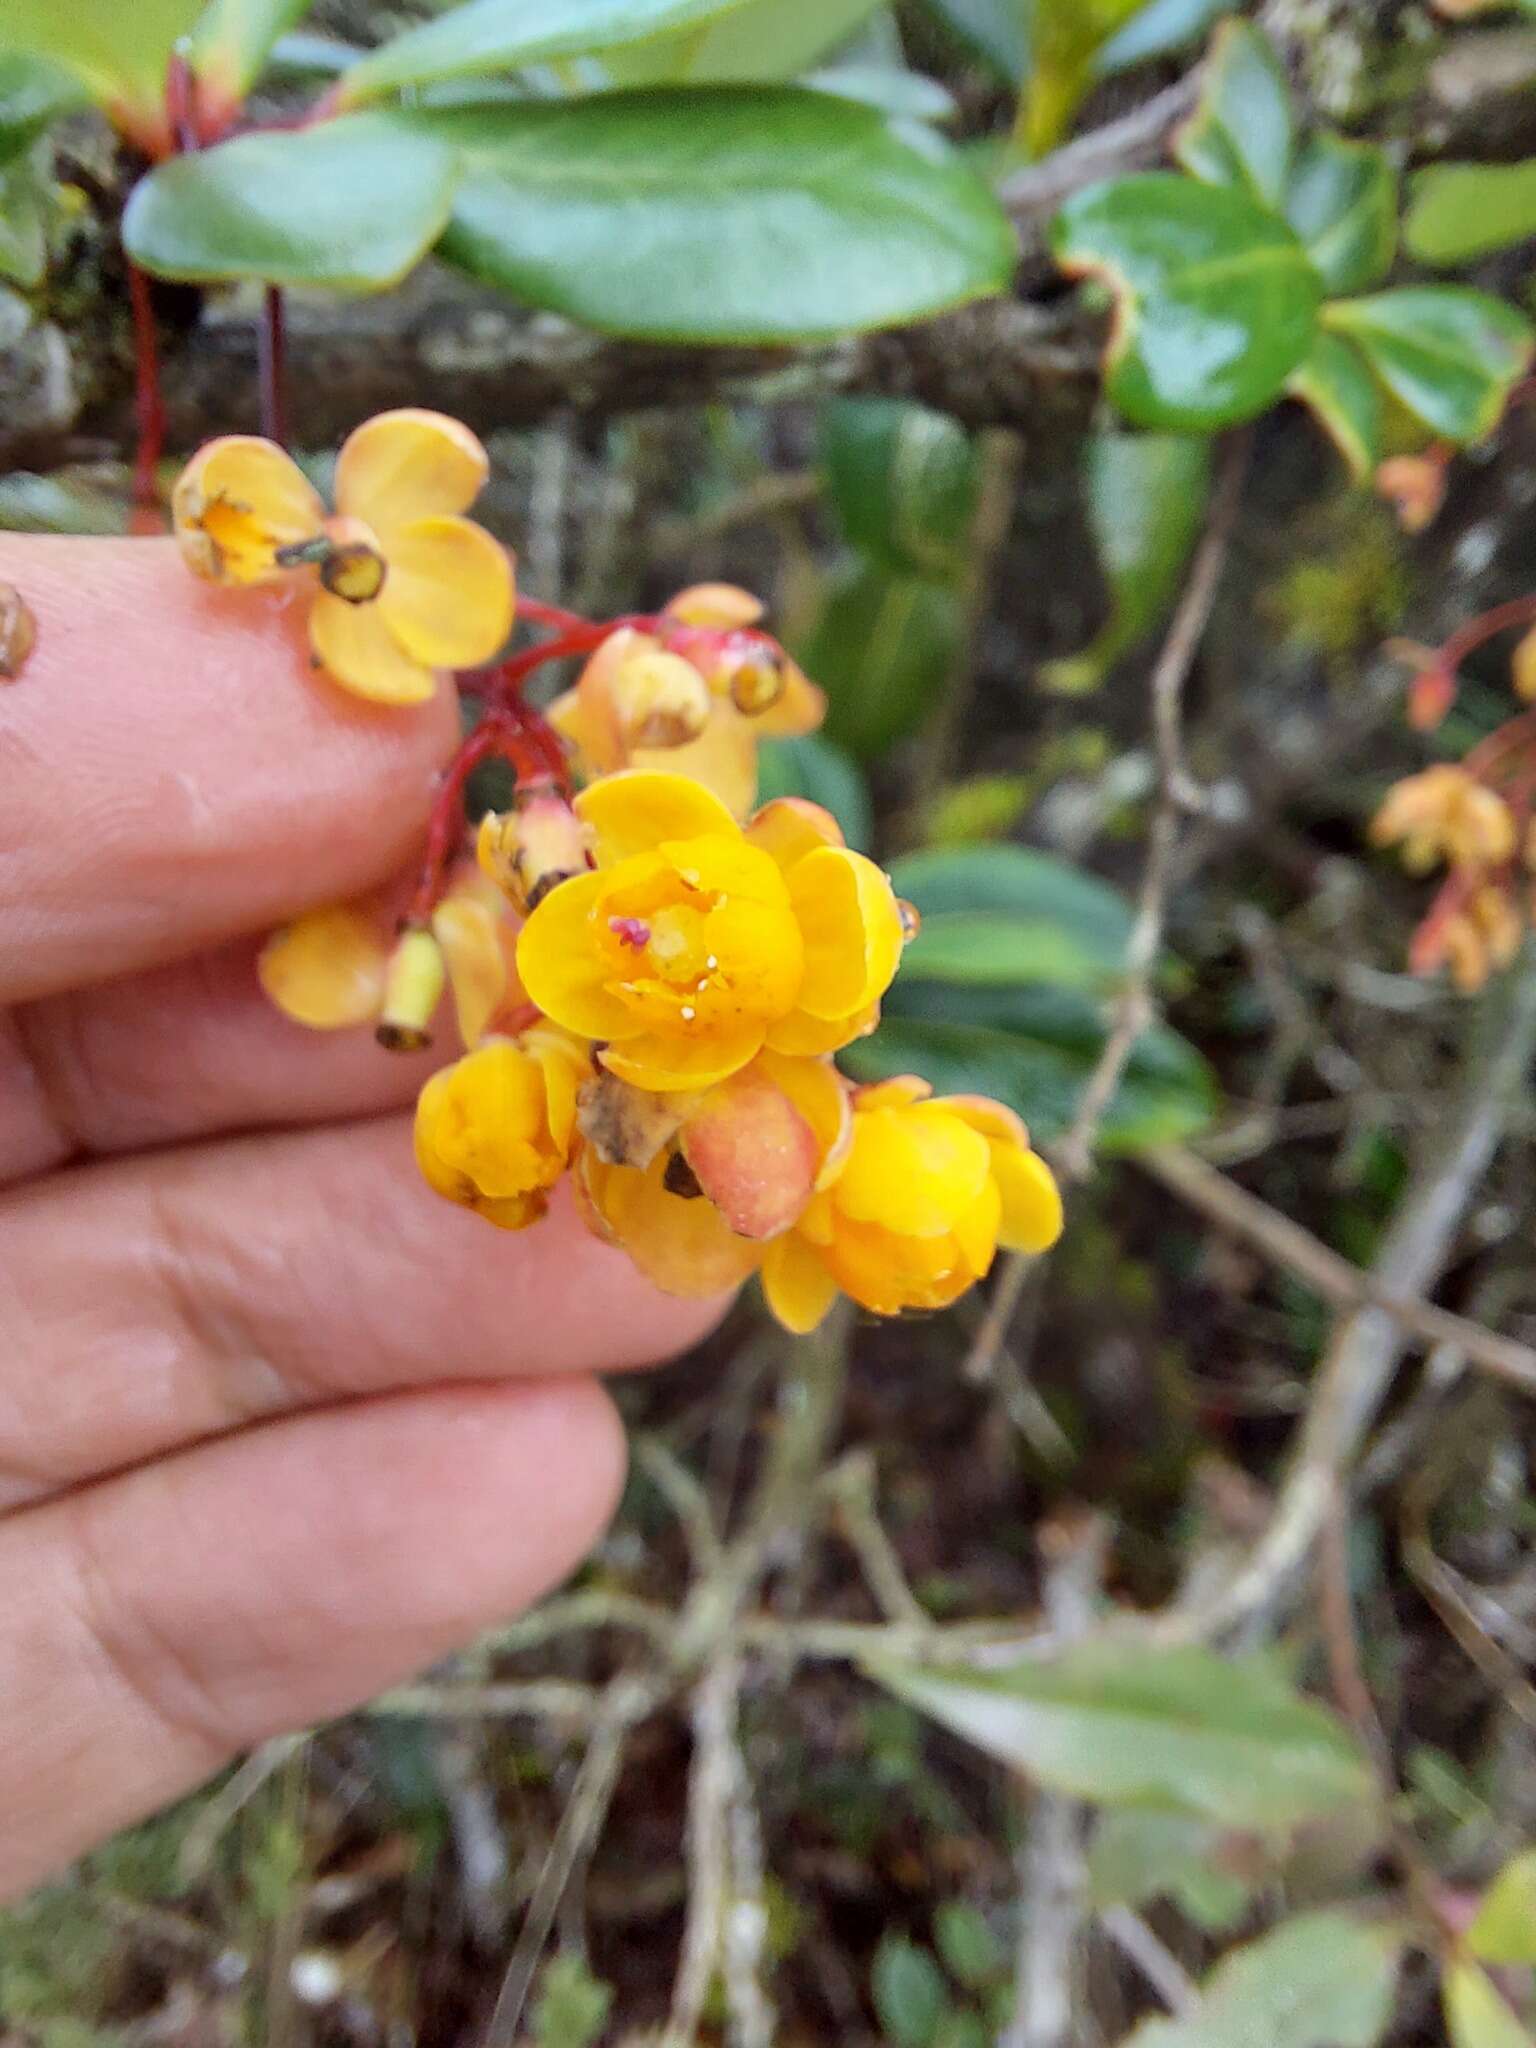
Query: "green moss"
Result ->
[[1264, 503, 1408, 659]]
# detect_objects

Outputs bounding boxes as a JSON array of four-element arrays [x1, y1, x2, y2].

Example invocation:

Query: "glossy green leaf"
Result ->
[[845, 983, 1216, 1151], [821, 397, 979, 578], [889, 843, 1134, 967], [0, 147, 46, 286], [872, 1936, 949, 2048], [1019, 0, 1147, 159], [755, 733, 873, 851], [798, 561, 962, 756], [1284, 132, 1397, 294], [1173, 17, 1294, 210], [805, 65, 957, 123], [0, 54, 88, 165], [595, 0, 887, 84], [1041, 430, 1210, 693], [187, 0, 316, 108], [1088, 1810, 1254, 1932], [1469, 1850, 1536, 1966], [901, 913, 1123, 990], [1324, 287, 1535, 444], [1286, 331, 1382, 481], [267, 31, 359, 76], [122, 115, 461, 290], [1124, 1915, 1400, 2048], [1445, 1963, 1536, 2048], [427, 90, 1016, 343], [863, 1645, 1374, 1829], [1406, 159, 1536, 266], [0, 0, 202, 129], [338, 0, 756, 103], [1053, 174, 1323, 431], [1097, 0, 1229, 76]]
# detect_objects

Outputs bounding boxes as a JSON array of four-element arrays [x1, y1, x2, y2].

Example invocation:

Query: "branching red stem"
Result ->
[[127, 263, 165, 521]]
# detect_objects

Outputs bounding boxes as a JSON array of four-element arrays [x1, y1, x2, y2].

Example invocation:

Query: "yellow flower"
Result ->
[[257, 904, 389, 1029], [515, 774, 905, 1094], [761, 1078, 1063, 1333], [172, 409, 515, 706], [573, 1051, 847, 1295], [1370, 765, 1516, 874], [548, 603, 826, 817], [414, 1026, 588, 1230]]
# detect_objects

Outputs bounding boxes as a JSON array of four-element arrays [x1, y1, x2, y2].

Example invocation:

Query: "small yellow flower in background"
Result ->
[[414, 1026, 588, 1230], [514, 773, 906, 1094], [1513, 625, 1536, 703], [173, 409, 515, 706], [1370, 765, 1516, 875], [548, 585, 826, 817], [761, 1078, 1063, 1333]]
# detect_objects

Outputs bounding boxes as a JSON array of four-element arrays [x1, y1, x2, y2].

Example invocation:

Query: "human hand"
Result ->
[[0, 538, 722, 1902]]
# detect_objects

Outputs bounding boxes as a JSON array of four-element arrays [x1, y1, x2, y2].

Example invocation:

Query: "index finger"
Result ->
[[0, 537, 458, 1005]]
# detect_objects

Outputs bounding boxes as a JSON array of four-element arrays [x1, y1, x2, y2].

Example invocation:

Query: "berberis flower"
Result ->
[[515, 777, 906, 1092], [173, 408, 514, 704]]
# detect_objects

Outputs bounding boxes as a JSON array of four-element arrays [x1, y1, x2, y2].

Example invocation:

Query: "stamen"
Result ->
[[608, 916, 651, 948]]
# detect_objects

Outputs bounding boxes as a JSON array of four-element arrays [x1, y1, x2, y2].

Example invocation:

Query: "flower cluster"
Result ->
[[1375, 606, 1536, 993], [177, 414, 1063, 1330]]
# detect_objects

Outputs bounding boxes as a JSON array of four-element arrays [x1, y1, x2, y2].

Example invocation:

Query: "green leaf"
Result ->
[[1445, 1962, 1536, 2048], [1173, 18, 1294, 211], [1019, 0, 1148, 159], [122, 114, 460, 291], [805, 65, 957, 124], [919, 0, 1025, 82], [845, 984, 1216, 1151], [872, 1936, 949, 2048], [1469, 1850, 1536, 1966], [426, 89, 1016, 343], [1088, 1810, 1254, 1932], [799, 560, 962, 756], [863, 1644, 1372, 1829], [187, 0, 316, 110], [532, 1951, 614, 2048], [1284, 132, 1397, 294], [594, 0, 887, 85], [934, 1902, 1006, 1991], [755, 733, 873, 851], [821, 397, 979, 579], [1324, 287, 1535, 444], [337, 0, 757, 105], [0, 150, 45, 286], [889, 843, 1134, 971], [0, 54, 88, 166], [1286, 331, 1382, 481], [1124, 1914, 1400, 2048], [0, 0, 202, 132], [1040, 430, 1211, 693], [0, 469, 128, 534], [1096, 0, 1229, 76], [1406, 159, 1536, 266], [1053, 174, 1323, 431]]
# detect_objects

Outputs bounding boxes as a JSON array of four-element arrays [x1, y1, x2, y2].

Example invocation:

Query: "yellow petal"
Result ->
[[633, 705, 758, 817], [334, 408, 489, 528], [515, 869, 637, 1040], [585, 1151, 760, 1296], [599, 1020, 767, 1094], [432, 894, 508, 1048], [745, 796, 845, 874], [576, 769, 739, 865], [953, 1177, 1002, 1279], [378, 514, 515, 670], [991, 1142, 1064, 1255], [788, 847, 905, 1021], [309, 590, 437, 705], [853, 1076, 932, 1113], [257, 905, 387, 1028], [833, 1104, 991, 1238], [754, 1049, 852, 1187], [548, 683, 626, 777], [761, 1232, 839, 1334], [825, 1215, 969, 1316], [765, 1000, 878, 1056], [665, 583, 765, 628], [752, 659, 826, 738], [943, 1094, 1031, 1153], [173, 435, 324, 585]]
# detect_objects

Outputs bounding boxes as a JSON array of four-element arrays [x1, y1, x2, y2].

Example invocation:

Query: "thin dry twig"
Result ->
[[1098, 1906, 1200, 2018]]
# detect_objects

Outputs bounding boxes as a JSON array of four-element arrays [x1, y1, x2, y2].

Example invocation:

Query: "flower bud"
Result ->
[[478, 791, 592, 914], [1513, 625, 1536, 703], [609, 648, 712, 749], [1472, 884, 1523, 971], [1375, 453, 1447, 535], [664, 583, 765, 629], [377, 925, 445, 1050]]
